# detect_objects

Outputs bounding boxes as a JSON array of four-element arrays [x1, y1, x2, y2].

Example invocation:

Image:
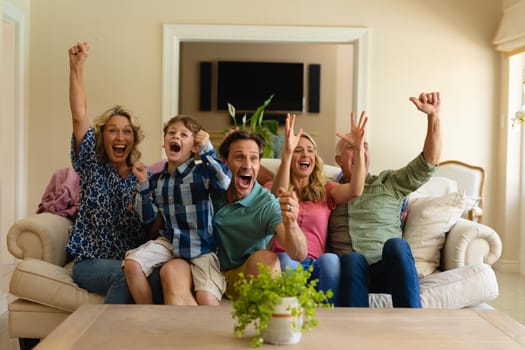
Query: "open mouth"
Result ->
[[299, 160, 310, 170], [170, 143, 181, 152], [113, 145, 126, 156], [239, 173, 253, 186]]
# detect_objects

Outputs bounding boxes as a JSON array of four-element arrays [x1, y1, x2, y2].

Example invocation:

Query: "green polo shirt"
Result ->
[[348, 153, 436, 264], [213, 182, 281, 271]]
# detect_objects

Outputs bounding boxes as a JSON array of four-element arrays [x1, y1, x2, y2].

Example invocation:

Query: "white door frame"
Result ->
[[162, 24, 370, 154], [2, 1, 27, 264]]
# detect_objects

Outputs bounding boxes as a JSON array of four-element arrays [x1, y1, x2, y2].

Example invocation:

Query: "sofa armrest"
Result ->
[[7, 212, 73, 266], [442, 218, 502, 271]]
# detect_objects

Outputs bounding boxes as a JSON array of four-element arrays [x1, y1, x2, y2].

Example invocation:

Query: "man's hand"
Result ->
[[278, 187, 299, 225], [132, 161, 148, 183], [69, 41, 89, 69], [409, 91, 441, 117]]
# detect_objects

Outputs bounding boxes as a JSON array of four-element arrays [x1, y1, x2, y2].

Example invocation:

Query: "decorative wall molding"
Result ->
[[493, 0, 525, 53], [162, 24, 369, 126]]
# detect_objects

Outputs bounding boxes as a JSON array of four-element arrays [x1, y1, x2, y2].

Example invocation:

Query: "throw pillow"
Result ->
[[403, 191, 465, 278]]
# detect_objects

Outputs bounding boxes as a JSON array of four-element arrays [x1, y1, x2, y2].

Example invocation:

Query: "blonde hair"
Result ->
[[291, 133, 327, 202], [92, 105, 144, 166]]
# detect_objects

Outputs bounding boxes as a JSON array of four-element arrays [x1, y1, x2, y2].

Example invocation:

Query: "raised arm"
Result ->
[[68, 41, 91, 155], [409, 91, 441, 165], [331, 111, 368, 204], [195, 130, 232, 191], [270, 114, 303, 195]]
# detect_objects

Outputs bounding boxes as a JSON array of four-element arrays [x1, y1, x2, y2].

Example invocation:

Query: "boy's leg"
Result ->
[[160, 258, 198, 305], [123, 260, 153, 304], [124, 237, 173, 304], [195, 291, 220, 305]]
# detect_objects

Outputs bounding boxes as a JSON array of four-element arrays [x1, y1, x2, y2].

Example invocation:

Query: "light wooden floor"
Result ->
[[1, 266, 524, 350]]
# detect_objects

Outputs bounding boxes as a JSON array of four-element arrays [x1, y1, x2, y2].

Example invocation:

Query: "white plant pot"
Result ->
[[261, 296, 303, 345]]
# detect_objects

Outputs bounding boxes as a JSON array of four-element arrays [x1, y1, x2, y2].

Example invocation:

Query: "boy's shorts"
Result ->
[[124, 236, 173, 276], [191, 253, 226, 301], [124, 237, 226, 301]]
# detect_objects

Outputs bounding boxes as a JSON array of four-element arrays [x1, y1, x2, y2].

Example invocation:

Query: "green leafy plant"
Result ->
[[231, 263, 333, 347], [227, 94, 280, 158]]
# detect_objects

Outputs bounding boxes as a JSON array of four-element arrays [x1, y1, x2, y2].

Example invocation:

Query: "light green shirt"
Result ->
[[348, 154, 436, 264]]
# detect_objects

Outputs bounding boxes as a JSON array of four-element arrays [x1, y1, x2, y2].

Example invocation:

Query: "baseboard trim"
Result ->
[[0, 293, 9, 314], [494, 259, 520, 273]]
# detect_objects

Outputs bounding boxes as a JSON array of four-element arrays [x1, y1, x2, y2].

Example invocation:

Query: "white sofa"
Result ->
[[7, 159, 502, 346]]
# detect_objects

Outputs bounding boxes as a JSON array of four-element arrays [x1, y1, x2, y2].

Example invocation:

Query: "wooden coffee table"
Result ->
[[34, 304, 525, 349]]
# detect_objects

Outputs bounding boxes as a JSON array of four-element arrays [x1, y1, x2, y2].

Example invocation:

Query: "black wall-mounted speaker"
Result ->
[[308, 64, 321, 113], [199, 62, 212, 111]]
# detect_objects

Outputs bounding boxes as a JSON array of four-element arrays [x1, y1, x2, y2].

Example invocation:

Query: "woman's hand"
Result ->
[[69, 41, 89, 69], [336, 111, 368, 151], [132, 162, 148, 183], [282, 113, 303, 155]]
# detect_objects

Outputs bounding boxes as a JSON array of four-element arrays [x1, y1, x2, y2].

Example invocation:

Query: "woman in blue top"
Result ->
[[66, 41, 147, 303]]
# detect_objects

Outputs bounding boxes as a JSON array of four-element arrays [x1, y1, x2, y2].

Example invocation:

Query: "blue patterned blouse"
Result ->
[[66, 128, 146, 261]]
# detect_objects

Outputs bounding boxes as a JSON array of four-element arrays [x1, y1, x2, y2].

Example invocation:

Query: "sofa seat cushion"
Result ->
[[419, 263, 498, 308], [9, 258, 104, 312], [8, 299, 71, 338]]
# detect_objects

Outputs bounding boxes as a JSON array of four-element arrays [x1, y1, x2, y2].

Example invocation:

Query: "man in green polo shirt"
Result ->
[[214, 130, 307, 297], [331, 91, 442, 308]]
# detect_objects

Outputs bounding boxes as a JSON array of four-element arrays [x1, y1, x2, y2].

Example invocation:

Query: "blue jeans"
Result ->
[[278, 252, 340, 305], [72, 259, 164, 304], [339, 238, 421, 308]]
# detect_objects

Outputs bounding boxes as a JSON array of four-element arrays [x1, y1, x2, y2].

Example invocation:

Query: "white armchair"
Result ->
[[434, 160, 485, 223]]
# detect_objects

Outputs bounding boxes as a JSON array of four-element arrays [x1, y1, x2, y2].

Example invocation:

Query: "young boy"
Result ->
[[124, 115, 231, 305]]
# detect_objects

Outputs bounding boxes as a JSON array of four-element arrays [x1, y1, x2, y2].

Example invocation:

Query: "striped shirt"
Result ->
[[134, 141, 231, 259]]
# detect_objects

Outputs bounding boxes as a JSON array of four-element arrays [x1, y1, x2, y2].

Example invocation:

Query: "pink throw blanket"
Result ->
[[37, 167, 80, 219]]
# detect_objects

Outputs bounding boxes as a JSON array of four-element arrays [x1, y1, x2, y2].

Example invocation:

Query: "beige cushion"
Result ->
[[9, 258, 104, 312], [419, 264, 498, 308], [8, 299, 71, 339], [403, 192, 465, 277]]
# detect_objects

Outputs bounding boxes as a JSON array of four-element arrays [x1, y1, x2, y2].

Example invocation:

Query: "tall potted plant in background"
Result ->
[[227, 94, 280, 158]]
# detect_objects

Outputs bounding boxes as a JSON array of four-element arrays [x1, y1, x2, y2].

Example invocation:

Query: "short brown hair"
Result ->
[[218, 130, 265, 159], [163, 115, 203, 136]]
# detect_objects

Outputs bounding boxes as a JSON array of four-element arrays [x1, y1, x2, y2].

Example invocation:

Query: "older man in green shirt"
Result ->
[[333, 91, 441, 308]]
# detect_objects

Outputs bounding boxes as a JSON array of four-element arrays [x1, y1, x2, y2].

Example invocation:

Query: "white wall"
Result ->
[[11, 0, 509, 263]]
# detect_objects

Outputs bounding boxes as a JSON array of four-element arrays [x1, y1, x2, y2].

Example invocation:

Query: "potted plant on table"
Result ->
[[231, 263, 333, 348]]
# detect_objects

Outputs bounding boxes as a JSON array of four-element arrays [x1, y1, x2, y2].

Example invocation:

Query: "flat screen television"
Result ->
[[217, 61, 304, 111]]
